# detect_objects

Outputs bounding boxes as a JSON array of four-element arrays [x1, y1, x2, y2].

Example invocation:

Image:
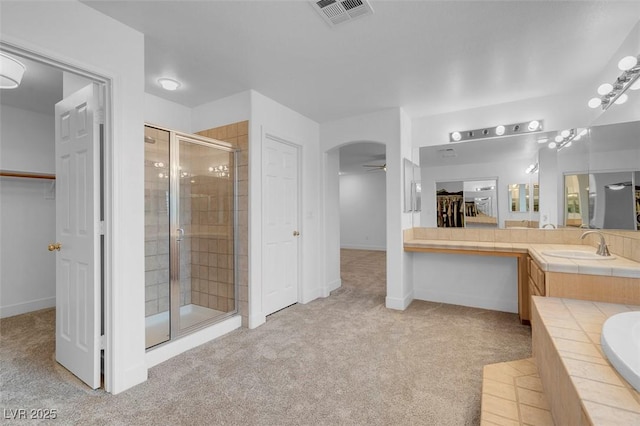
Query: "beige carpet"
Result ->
[[1, 249, 531, 425]]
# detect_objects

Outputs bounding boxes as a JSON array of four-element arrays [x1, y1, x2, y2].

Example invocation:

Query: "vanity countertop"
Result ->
[[404, 239, 640, 279], [532, 296, 640, 425]]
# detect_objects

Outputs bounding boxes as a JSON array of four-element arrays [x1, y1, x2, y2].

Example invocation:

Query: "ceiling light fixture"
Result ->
[[588, 54, 639, 110], [158, 78, 181, 91], [449, 119, 543, 143], [525, 163, 539, 174], [0, 52, 26, 89]]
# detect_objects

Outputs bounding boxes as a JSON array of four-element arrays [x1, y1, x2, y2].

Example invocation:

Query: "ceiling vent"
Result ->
[[311, 0, 374, 27]]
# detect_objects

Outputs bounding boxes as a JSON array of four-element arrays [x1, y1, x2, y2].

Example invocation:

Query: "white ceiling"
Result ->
[[83, 1, 640, 124], [0, 56, 62, 115]]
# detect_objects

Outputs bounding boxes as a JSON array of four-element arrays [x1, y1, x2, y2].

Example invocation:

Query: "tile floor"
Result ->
[[481, 358, 554, 426]]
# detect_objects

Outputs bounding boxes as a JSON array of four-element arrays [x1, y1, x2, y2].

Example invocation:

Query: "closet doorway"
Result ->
[[0, 45, 110, 390], [337, 142, 387, 299]]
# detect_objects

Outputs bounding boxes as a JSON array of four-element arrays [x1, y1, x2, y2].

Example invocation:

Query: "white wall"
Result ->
[[339, 172, 386, 250], [145, 93, 192, 133], [0, 105, 56, 318], [321, 108, 411, 310], [412, 253, 518, 313], [192, 90, 251, 132], [1, 0, 147, 393], [0, 105, 55, 173]]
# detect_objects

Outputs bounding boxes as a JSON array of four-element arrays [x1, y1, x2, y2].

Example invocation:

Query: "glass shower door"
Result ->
[[144, 126, 171, 348], [171, 134, 236, 336]]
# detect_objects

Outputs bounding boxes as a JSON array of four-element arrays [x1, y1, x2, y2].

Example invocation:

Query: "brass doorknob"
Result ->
[[293, 231, 300, 237], [48, 243, 62, 251]]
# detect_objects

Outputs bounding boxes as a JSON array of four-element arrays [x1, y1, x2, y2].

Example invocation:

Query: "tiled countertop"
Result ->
[[532, 296, 640, 424], [404, 239, 640, 279]]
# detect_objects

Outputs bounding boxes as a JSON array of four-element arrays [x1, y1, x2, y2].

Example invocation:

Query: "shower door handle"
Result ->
[[176, 228, 185, 241]]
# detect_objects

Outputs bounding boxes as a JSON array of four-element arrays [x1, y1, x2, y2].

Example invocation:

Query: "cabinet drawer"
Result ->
[[528, 257, 546, 296]]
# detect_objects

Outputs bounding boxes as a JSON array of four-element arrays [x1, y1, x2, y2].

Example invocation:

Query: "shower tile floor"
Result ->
[[145, 304, 224, 348]]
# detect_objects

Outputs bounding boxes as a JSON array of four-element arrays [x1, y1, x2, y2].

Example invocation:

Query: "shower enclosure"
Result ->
[[144, 124, 237, 349]]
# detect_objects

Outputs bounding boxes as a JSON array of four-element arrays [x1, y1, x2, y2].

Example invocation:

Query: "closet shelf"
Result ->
[[0, 170, 56, 180]]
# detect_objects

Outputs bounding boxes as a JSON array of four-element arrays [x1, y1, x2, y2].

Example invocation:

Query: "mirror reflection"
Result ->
[[564, 171, 640, 230], [509, 184, 530, 213], [435, 180, 498, 228], [421, 117, 639, 231]]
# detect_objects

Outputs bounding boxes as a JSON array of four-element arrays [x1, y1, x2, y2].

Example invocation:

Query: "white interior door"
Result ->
[[54, 83, 101, 389], [263, 135, 300, 316]]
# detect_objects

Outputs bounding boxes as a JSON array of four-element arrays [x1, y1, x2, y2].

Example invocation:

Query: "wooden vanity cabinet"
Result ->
[[528, 257, 546, 297]]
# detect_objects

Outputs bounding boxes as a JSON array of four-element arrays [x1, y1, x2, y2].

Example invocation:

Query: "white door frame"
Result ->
[[1, 42, 114, 392], [261, 131, 303, 316]]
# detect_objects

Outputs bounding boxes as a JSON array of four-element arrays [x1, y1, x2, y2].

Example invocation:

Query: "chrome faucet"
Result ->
[[580, 231, 611, 256], [542, 223, 556, 229]]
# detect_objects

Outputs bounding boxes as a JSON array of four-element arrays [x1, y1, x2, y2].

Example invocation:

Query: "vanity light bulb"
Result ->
[[597, 83, 614, 96], [208, 166, 214, 172], [560, 129, 571, 138], [495, 125, 506, 136], [614, 93, 628, 105], [588, 97, 602, 109], [630, 80, 640, 91], [574, 135, 581, 141], [451, 131, 462, 142], [565, 141, 572, 148], [618, 55, 638, 71], [579, 129, 588, 137], [555, 135, 563, 143], [527, 120, 540, 131], [548, 141, 557, 149]]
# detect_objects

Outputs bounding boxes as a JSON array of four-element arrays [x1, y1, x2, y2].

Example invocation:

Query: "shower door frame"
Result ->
[[168, 130, 239, 339]]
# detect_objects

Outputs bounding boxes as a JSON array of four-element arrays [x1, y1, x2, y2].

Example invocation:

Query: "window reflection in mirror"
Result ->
[[508, 184, 529, 212]]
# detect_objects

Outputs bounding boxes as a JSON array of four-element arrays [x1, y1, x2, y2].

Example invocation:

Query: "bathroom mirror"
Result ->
[[564, 171, 640, 230], [434, 179, 498, 228], [403, 158, 421, 212], [420, 133, 539, 228], [508, 184, 529, 212], [464, 180, 498, 228]]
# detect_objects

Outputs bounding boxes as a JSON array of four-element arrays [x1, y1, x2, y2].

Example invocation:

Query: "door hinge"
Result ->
[[99, 221, 105, 235], [99, 335, 105, 350]]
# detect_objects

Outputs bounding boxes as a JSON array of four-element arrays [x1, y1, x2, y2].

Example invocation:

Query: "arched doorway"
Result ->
[[331, 141, 388, 301]]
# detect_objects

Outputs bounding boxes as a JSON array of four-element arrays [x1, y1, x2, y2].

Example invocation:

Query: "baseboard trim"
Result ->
[[0, 297, 55, 319], [413, 288, 517, 314], [249, 313, 266, 329], [320, 278, 341, 298], [340, 245, 386, 251], [386, 291, 413, 310], [146, 315, 242, 369]]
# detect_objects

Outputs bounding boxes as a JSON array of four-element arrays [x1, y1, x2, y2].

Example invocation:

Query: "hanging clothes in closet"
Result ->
[[436, 190, 465, 228]]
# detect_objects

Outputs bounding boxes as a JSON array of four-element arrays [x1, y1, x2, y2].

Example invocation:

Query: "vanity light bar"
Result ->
[[449, 120, 543, 143], [588, 54, 640, 110]]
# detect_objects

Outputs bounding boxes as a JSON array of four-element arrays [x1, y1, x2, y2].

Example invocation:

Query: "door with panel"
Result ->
[[54, 83, 102, 389], [262, 135, 300, 316]]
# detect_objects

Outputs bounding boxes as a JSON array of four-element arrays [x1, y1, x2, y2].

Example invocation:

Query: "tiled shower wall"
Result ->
[[189, 174, 235, 313], [196, 121, 249, 326]]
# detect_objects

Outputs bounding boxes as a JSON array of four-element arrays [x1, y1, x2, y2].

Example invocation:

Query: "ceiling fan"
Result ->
[[362, 163, 387, 172]]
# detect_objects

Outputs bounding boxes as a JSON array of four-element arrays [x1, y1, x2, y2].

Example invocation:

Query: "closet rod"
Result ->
[[0, 170, 56, 180]]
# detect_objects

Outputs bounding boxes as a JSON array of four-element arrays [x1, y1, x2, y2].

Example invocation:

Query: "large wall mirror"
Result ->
[[420, 134, 540, 229], [420, 117, 639, 231]]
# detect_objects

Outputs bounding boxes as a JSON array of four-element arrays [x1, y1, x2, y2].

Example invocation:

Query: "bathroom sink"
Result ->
[[541, 250, 616, 260], [601, 312, 640, 392]]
